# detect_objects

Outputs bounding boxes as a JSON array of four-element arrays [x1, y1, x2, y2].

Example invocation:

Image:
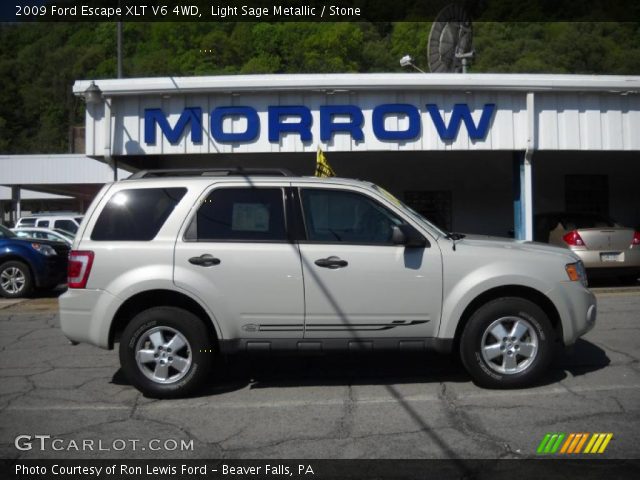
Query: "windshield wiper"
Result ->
[[445, 232, 466, 251]]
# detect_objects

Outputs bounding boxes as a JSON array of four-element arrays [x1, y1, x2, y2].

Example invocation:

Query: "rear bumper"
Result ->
[[59, 288, 117, 349], [575, 248, 640, 272], [546, 281, 597, 346]]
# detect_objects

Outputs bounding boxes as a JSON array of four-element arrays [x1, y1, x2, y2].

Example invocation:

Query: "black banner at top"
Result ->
[[2, 0, 640, 22]]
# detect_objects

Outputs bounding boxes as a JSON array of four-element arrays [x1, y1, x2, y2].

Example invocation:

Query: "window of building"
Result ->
[[403, 191, 452, 232]]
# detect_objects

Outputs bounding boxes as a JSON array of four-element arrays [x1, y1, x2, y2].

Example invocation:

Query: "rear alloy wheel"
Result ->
[[120, 306, 213, 398], [0, 261, 33, 298], [460, 297, 555, 388]]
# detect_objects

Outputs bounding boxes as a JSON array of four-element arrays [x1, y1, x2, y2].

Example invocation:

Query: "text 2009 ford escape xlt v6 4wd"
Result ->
[[60, 169, 596, 398]]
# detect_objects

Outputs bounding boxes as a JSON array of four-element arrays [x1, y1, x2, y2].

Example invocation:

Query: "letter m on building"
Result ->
[[144, 107, 203, 145], [426, 103, 495, 141]]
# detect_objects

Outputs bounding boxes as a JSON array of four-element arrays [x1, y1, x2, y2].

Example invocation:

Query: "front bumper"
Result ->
[[546, 281, 597, 346]]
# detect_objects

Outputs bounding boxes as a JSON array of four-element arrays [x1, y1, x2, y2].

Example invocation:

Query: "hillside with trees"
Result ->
[[1, 21, 639, 153]]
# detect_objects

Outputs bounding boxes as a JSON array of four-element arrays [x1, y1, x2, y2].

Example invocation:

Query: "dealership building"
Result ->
[[3, 73, 640, 238]]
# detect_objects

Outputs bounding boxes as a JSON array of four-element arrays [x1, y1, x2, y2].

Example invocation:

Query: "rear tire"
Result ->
[[460, 297, 555, 388], [0, 261, 33, 298], [119, 306, 214, 398]]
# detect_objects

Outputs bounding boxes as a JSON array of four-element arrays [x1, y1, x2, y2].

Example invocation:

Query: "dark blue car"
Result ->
[[0, 224, 69, 298]]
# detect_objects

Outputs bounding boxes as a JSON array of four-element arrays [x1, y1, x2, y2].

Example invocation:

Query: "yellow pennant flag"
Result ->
[[315, 146, 335, 177]]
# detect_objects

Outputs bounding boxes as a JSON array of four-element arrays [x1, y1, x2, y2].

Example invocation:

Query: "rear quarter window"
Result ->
[[91, 188, 187, 241]]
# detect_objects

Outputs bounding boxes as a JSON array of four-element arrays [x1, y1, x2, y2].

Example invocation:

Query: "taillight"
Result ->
[[68, 250, 94, 288], [563, 230, 586, 247], [632, 231, 640, 247]]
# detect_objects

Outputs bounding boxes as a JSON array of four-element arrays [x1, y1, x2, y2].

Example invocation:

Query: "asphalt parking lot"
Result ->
[[0, 287, 638, 460]]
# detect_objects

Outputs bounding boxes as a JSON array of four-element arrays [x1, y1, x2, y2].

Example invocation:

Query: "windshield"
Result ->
[[371, 184, 448, 238], [0, 225, 17, 239]]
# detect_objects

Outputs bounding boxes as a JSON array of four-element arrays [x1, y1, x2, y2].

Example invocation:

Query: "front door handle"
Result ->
[[314, 256, 348, 269], [189, 254, 221, 267]]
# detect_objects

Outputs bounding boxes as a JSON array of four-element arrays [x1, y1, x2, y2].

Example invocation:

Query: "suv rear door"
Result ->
[[295, 184, 443, 340], [174, 182, 304, 342]]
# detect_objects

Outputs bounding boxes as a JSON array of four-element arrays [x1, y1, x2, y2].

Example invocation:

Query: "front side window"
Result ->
[[189, 188, 286, 242], [91, 188, 187, 241], [301, 189, 403, 244]]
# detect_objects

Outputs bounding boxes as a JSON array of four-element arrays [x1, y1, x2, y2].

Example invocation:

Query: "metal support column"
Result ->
[[512, 152, 533, 240], [11, 186, 21, 226]]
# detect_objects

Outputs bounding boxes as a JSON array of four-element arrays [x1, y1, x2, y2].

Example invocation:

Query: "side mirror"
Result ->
[[392, 225, 429, 248]]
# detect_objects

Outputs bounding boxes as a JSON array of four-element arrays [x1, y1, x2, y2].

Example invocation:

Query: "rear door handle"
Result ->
[[189, 254, 221, 267], [314, 256, 348, 269]]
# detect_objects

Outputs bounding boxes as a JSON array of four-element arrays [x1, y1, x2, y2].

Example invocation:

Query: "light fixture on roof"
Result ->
[[84, 81, 103, 104], [399, 55, 426, 74]]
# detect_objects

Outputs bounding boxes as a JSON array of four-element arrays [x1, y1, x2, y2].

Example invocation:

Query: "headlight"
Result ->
[[565, 261, 588, 287], [31, 243, 57, 257]]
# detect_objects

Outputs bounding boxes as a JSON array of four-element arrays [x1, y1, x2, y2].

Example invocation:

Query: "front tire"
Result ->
[[0, 261, 33, 298], [119, 306, 213, 398], [460, 297, 555, 388]]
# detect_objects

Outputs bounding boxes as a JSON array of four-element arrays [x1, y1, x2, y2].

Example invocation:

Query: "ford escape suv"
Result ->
[[59, 168, 596, 398]]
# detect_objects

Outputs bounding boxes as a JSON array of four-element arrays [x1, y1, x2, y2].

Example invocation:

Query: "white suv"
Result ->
[[16, 214, 83, 234], [59, 169, 596, 398]]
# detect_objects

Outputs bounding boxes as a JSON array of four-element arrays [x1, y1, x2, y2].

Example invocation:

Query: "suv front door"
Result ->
[[296, 185, 442, 340], [174, 184, 304, 341]]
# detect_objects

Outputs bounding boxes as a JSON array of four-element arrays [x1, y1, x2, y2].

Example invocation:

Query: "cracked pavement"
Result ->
[[0, 290, 638, 460]]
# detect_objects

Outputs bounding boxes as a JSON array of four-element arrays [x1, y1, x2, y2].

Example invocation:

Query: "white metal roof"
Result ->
[[0, 186, 72, 200], [73, 73, 640, 97], [0, 154, 130, 185]]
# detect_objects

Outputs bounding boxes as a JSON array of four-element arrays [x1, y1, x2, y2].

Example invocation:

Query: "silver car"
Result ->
[[59, 169, 597, 398], [535, 212, 640, 283], [12, 227, 74, 246]]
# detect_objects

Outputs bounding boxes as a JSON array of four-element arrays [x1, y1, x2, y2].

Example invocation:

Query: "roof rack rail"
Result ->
[[127, 168, 294, 180]]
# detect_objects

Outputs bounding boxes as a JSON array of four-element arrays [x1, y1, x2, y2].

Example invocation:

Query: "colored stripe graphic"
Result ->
[[537, 433, 552, 454], [539, 433, 613, 455], [585, 433, 614, 454], [574, 433, 589, 453], [537, 433, 565, 454]]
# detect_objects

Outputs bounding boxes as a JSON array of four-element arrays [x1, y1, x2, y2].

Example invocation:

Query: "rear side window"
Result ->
[[53, 219, 77, 233], [36, 220, 50, 228], [188, 188, 286, 242], [91, 188, 187, 241]]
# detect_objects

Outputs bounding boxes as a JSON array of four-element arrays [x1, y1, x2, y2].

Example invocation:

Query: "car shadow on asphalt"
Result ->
[[111, 339, 609, 397]]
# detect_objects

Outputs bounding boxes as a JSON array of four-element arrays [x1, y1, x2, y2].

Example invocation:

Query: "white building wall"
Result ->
[[76, 73, 640, 157], [536, 93, 640, 150], [88, 91, 526, 156]]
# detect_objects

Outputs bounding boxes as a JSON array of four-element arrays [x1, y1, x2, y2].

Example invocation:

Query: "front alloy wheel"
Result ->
[[0, 261, 33, 298], [460, 297, 555, 388], [480, 317, 539, 375]]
